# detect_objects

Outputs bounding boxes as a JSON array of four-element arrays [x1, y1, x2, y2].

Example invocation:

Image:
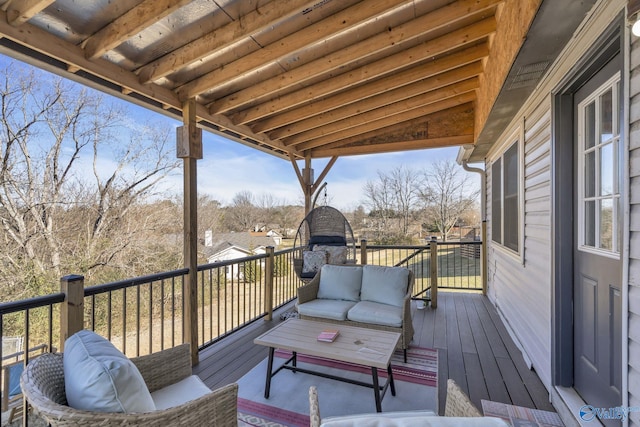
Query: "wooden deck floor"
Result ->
[[193, 291, 556, 415]]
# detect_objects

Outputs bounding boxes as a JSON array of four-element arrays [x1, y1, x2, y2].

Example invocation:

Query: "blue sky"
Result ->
[[189, 134, 476, 211], [2, 54, 480, 211]]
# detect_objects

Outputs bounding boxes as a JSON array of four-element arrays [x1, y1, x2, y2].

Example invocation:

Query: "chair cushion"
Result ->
[[314, 245, 348, 265], [361, 265, 410, 308], [303, 250, 327, 275], [321, 416, 509, 427], [64, 330, 155, 413], [347, 301, 403, 327], [297, 299, 357, 321], [151, 375, 211, 410], [317, 265, 362, 302], [309, 235, 346, 246], [321, 410, 436, 427]]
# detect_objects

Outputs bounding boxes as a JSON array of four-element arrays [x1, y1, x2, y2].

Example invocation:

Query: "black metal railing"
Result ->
[[0, 240, 481, 363]]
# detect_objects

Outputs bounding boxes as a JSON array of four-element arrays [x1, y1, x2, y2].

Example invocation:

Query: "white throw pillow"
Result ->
[[303, 250, 327, 274], [64, 330, 155, 413], [313, 245, 348, 265], [317, 264, 362, 302], [360, 265, 410, 308]]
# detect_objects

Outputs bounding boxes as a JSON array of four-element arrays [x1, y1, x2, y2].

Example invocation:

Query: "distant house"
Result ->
[[203, 231, 278, 263]]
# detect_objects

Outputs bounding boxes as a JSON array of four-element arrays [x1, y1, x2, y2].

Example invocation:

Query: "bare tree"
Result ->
[[0, 62, 179, 296], [362, 166, 421, 242], [224, 190, 260, 231], [363, 172, 395, 240], [420, 160, 479, 241], [389, 166, 421, 236]]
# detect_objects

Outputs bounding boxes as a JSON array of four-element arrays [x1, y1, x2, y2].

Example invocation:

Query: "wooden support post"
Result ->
[[481, 221, 487, 296], [178, 99, 202, 366], [60, 275, 84, 351], [264, 246, 274, 321], [360, 239, 368, 265], [303, 156, 312, 215], [430, 237, 438, 309]]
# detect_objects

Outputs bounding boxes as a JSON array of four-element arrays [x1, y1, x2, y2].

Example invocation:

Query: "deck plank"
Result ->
[[196, 292, 555, 415]]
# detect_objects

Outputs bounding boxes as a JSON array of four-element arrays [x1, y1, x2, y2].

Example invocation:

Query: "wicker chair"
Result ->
[[444, 379, 482, 417], [292, 205, 357, 281], [20, 343, 238, 426], [309, 379, 482, 427]]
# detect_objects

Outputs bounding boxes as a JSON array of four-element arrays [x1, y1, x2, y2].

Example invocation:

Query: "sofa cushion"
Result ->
[[64, 330, 155, 413], [297, 299, 357, 321], [361, 265, 410, 308], [347, 301, 403, 327], [314, 245, 348, 265], [317, 264, 362, 302], [151, 375, 211, 410]]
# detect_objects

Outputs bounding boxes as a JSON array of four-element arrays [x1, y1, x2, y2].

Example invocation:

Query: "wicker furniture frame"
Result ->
[[309, 379, 483, 427], [297, 264, 415, 361], [20, 343, 238, 426]]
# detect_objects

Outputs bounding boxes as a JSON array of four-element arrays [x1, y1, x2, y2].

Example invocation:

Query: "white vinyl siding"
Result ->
[[487, 105, 552, 389], [627, 30, 640, 423]]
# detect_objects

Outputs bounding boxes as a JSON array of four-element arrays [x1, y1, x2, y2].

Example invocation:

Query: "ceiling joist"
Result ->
[[0, 0, 542, 161]]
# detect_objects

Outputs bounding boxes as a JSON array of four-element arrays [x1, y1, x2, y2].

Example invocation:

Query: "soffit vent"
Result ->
[[507, 61, 550, 90]]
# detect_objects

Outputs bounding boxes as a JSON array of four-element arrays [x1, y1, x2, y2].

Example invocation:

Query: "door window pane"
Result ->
[[585, 102, 596, 149], [600, 88, 612, 143], [600, 199, 613, 250], [585, 151, 595, 198], [600, 143, 613, 196], [585, 200, 596, 247]]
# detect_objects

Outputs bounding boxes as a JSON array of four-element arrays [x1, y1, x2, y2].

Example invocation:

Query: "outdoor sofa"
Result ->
[[296, 263, 414, 361]]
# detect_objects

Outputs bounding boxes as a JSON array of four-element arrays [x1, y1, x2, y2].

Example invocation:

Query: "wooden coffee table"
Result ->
[[254, 318, 401, 412]]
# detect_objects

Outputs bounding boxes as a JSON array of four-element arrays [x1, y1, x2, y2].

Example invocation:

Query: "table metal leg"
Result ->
[[264, 347, 275, 398], [372, 367, 382, 412], [387, 364, 396, 396], [293, 351, 297, 371]]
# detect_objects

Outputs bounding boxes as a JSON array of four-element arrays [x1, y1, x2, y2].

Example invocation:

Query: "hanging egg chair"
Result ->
[[292, 205, 357, 281]]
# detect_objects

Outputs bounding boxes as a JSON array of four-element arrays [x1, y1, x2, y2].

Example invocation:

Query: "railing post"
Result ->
[[430, 237, 438, 308], [60, 275, 84, 351], [360, 239, 367, 265], [265, 246, 274, 321]]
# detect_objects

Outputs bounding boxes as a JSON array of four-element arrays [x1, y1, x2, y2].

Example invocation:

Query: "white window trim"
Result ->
[[490, 126, 524, 263], [576, 73, 621, 261]]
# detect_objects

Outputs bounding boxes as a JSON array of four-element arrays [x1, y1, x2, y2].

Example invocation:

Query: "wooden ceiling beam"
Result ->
[[84, 0, 190, 60], [254, 44, 488, 133], [318, 103, 474, 152], [270, 63, 482, 140], [6, 0, 53, 26], [311, 135, 474, 158], [137, 0, 317, 84], [295, 92, 476, 150], [230, 17, 496, 124], [0, 10, 287, 157], [289, 81, 478, 149], [209, 0, 500, 115], [178, 0, 410, 101]]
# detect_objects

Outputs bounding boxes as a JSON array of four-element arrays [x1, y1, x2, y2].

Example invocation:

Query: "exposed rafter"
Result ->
[[0, 0, 541, 161]]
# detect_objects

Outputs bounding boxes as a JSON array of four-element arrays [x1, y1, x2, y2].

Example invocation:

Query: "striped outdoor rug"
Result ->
[[237, 346, 438, 427]]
